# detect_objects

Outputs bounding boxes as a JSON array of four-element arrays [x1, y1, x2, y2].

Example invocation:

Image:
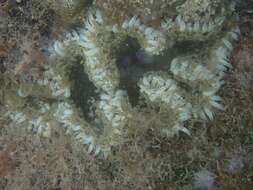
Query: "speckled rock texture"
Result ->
[[0, 0, 252, 189]]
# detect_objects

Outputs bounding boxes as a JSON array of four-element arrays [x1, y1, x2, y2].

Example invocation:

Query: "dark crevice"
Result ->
[[69, 61, 99, 122], [173, 40, 209, 54], [116, 37, 168, 106]]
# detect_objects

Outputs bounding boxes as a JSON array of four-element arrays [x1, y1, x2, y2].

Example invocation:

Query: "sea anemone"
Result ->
[[193, 169, 216, 190]]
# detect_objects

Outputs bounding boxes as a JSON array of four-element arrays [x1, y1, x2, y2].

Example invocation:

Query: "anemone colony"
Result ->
[[3, 0, 240, 157]]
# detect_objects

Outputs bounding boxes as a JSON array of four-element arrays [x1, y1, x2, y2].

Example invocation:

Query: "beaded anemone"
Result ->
[[4, 1, 240, 157]]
